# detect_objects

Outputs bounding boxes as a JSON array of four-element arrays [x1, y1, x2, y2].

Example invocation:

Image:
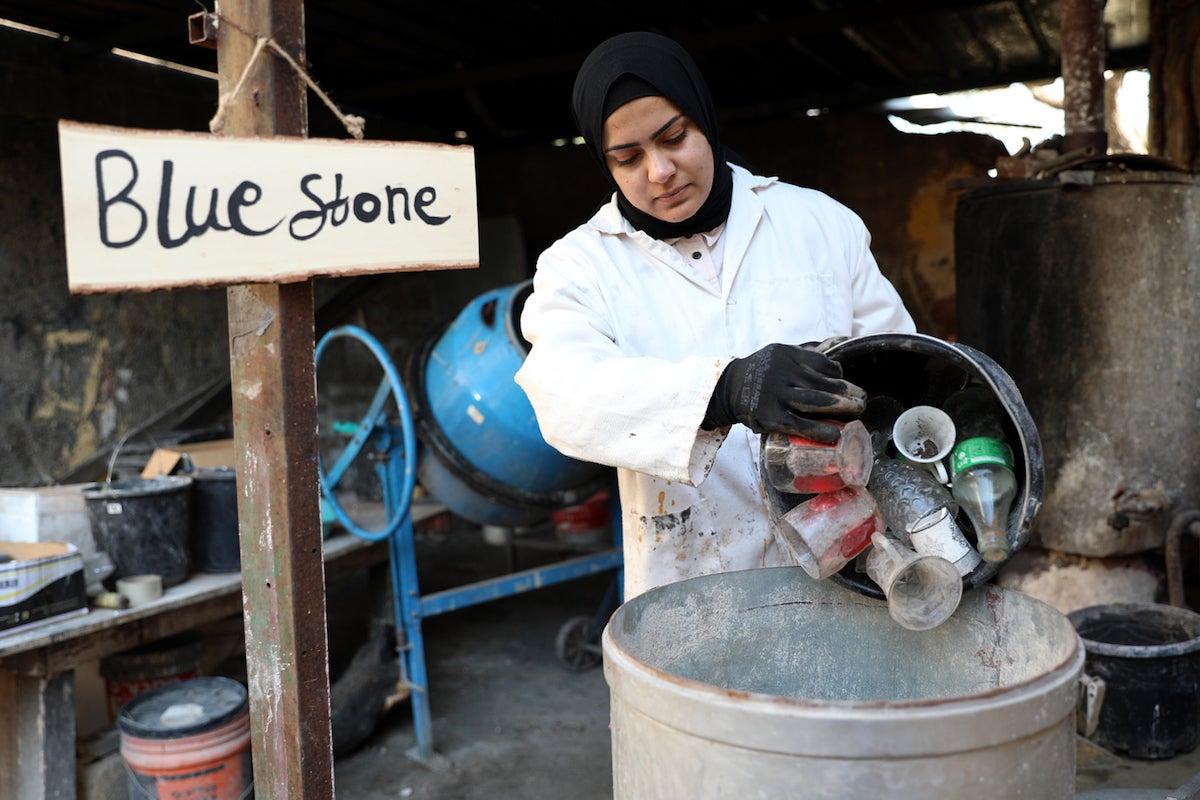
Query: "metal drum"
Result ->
[[603, 567, 1084, 799], [955, 169, 1200, 556], [407, 280, 606, 527]]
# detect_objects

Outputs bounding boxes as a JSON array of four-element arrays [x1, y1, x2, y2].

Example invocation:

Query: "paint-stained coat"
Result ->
[[516, 164, 915, 598]]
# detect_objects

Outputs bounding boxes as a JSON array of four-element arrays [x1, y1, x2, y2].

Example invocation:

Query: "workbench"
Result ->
[[0, 499, 448, 800]]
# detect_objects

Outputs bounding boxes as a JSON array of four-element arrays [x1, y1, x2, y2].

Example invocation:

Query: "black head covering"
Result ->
[[571, 31, 735, 240]]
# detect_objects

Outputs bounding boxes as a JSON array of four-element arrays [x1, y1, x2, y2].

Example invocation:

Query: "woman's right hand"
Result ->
[[702, 343, 866, 442]]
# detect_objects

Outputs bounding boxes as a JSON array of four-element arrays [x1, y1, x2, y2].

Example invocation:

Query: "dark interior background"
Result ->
[[0, 1, 1154, 484]]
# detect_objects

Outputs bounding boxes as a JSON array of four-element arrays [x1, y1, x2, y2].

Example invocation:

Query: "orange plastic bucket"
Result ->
[[118, 676, 253, 800]]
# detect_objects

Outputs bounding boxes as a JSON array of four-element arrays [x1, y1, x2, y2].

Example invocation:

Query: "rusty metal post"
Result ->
[[215, 2, 335, 798], [1061, 0, 1109, 154]]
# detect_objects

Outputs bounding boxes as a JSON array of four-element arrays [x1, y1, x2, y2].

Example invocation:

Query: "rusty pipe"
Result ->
[[1061, 0, 1109, 154], [1165, 509, 1200, 608]]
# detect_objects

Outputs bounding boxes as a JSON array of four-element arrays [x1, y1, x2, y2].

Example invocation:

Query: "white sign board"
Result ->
[[58, 120, 479, 293]]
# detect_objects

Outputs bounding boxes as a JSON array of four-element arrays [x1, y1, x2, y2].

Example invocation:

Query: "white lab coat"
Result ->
[[515, 164, 915, 598]]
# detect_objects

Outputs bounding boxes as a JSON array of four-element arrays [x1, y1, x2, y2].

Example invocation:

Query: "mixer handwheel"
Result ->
[[315, 325, 417, 542]]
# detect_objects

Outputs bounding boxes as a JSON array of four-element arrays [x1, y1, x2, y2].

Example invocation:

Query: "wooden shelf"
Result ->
[[0, 499, 446, 676]]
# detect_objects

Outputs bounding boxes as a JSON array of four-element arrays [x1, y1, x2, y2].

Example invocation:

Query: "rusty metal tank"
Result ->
[[955, 165, 1200, 557]]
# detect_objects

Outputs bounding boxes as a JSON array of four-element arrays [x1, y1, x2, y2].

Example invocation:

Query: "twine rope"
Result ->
[[209, 19, 365, 139]]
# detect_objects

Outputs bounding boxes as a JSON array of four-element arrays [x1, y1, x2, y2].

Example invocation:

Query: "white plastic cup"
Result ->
[[908, 507, 983, 577], [892, 405, 956, 484]]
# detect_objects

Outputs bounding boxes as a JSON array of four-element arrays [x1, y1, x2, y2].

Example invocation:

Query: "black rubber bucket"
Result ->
[[763, 333, 1045, 598], [82, 476, 193, 588], [1068, 603, 1200, 759], [99, 632, 206, 723], [191, 467, 240, 573]]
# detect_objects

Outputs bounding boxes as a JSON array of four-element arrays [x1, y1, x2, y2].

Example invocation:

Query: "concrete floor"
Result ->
[[331, 523, 615, 799], [329, 520, 1200, 800], [1077, 737, 1200, 796]]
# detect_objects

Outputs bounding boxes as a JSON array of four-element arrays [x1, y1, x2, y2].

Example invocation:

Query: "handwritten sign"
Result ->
[[58, 121, 478, 293]]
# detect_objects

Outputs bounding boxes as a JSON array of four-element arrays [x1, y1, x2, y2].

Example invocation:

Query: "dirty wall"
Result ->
[[0, 26, 1003, 485], [0, 30, 230, 484]]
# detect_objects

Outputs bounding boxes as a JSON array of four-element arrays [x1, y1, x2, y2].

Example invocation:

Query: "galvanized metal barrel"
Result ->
[[603, 567, 1084, 799]]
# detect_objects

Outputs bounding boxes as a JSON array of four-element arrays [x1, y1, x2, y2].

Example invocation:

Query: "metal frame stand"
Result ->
[[317, 325, 622, 766]]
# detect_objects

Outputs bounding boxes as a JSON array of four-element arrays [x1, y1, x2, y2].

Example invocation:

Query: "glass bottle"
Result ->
[[779, 485, 882, 580], [943, 385, 1007, 440], [864, 531, 962, 631], [944, 386, 1017, 563], [762, 420, 873, 495], [868, 455, 980, 576], [860, 395, 904, 458]]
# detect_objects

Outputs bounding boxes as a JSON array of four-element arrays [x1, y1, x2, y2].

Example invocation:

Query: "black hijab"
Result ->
[[571, 32, 736, 240]]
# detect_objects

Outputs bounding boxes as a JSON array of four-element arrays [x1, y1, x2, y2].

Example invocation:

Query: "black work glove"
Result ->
[[702, 343, 867, 443]]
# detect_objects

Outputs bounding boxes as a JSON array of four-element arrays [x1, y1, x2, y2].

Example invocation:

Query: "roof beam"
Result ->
[[341, 0, 997, 102]]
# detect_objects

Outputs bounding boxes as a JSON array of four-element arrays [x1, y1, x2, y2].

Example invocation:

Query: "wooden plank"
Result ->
[[229, 279, 331, 799], [2, 587, 242, 678], [30, 672, 75, 798], [58, 122, 478, 293], [230, 280, 336, 796], [0, 669, 14, 792], [0, 537, 357, 676], [0, 671, 75, 800], [212, 3, 334, 797]]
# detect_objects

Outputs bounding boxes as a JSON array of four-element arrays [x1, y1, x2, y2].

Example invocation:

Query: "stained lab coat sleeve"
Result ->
[[514, 247, 730, 487]]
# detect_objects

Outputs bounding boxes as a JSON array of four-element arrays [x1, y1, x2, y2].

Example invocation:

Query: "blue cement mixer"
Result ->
[[406, 279, 608, 527]]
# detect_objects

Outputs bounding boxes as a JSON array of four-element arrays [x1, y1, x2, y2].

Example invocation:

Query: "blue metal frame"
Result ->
[[316, 325, 623, 765]]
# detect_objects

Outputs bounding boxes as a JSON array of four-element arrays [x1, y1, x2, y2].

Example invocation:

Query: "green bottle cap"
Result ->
[[950, 437, 1013, 477]]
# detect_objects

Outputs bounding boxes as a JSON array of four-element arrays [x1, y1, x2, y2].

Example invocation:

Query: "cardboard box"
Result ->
[[0, 483, 97, 557], [0, 541, 88, 634], [141, 438, 236, 478]]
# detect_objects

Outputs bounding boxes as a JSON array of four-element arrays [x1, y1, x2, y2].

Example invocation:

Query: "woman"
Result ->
[[515, 31, 915, 599]]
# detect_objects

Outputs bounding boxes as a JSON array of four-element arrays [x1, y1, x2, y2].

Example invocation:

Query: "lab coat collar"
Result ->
[[720, 164, 770, 293], [587, 165, 772, 295]]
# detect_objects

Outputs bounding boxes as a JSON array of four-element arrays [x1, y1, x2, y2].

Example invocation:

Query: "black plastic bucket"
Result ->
[[768, 333, 1045, 598], [1068, 603, 1200, 759], [82, 476, 193, 588], [191, 467, 240, 573], [99, 632, 206, 723]]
